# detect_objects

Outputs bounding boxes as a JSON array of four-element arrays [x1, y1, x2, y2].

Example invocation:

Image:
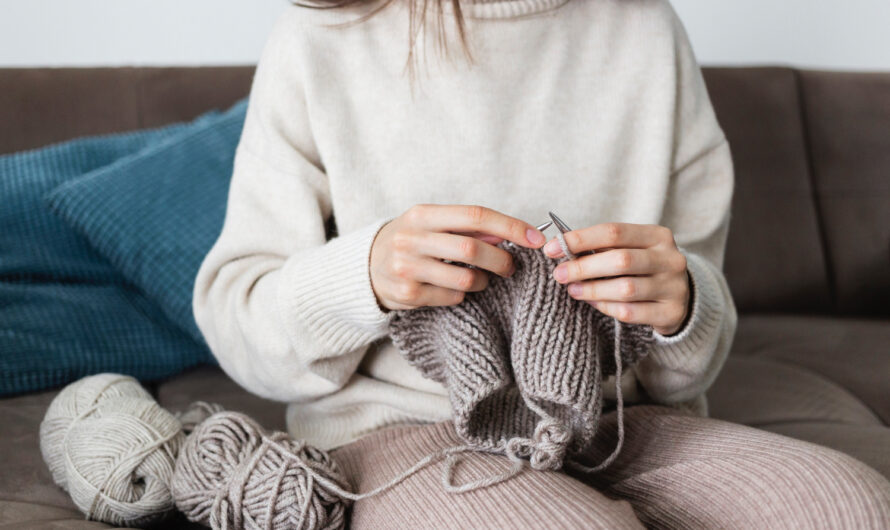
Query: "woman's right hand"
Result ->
[[370, 204, 548, 311]]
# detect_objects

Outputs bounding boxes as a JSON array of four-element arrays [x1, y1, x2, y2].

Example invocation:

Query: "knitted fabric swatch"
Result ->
[[389, 239, 655, 474]]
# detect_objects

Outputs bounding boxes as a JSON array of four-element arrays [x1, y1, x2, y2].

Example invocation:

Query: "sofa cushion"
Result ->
[[137, 67, 254, 129], [719, 314, 890, 424], [0, 106, 237, 396], [0, 67, 254, 157], [0, 121, 187, 282], [155, 365, 288, 433], [707, 314, 890, 479], [0, 69, 142, 156], [702, 68, 831, 314], [0, 500, 112, 530], [45, 98, 247, 344], [798, 70, 890, 316], [707, 356, 881, 427], [0, 282, 209, 397]]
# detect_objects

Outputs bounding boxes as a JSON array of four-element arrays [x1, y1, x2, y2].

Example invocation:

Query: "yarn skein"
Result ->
[[39, 373, 185, 527], [170, 409, 528, 530], [169, 240, 652, 530]]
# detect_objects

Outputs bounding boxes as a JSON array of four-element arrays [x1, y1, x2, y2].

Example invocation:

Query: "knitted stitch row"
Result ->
[[389, 237, 655, 480]]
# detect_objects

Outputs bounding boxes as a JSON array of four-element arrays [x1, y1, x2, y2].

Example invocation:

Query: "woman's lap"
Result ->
[[569, 405, 890, 528], [330, 418, 642, 529], [330, 405, 890, 529]]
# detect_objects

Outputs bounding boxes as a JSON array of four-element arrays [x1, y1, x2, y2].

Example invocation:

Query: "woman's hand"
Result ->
[[543, 223, 691, 336], [370, 204, 547, 311]]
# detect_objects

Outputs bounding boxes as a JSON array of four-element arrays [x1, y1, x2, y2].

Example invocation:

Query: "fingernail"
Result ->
[[526, 228, 545, 246], [544, 240, 559, 255], [568, 283, 582, 296], [554, 265, 567, 282]]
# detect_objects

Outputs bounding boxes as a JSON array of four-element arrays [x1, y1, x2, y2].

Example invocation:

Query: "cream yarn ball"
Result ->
[[39, 373, 185, 527]]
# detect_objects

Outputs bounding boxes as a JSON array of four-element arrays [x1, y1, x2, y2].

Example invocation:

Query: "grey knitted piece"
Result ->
[[388, 241, 655, 472]]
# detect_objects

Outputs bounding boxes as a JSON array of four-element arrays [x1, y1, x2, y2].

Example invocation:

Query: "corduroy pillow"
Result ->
[[0, 282, 206, 397], [0, 110, 230, 396], [0, 121, 193, 282], [45, 99, 248, 345]]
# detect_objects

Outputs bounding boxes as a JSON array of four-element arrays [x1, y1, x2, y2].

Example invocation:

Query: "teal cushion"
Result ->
[[0, 282, 206, 396], [46, 99, 248, 344], [0, 121, 195, 282], [0, 106, 233, 396]]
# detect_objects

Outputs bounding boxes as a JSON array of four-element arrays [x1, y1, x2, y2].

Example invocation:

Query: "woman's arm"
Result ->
[[633, 6, 739, 405], [193, 11, 394, 402]]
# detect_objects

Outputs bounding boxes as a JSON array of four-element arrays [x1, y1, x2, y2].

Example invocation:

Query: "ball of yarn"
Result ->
[[172, 410, 351, 530], [39, 373, 185, 527]]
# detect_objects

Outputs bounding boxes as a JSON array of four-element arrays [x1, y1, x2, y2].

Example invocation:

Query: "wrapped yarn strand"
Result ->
[[171, 410, 531, 530], [39, 374, 185, 527]]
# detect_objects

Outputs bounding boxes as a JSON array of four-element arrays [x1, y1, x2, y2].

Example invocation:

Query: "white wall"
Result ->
[[672, 0, 890, 71], [1, 0, 888, 70]]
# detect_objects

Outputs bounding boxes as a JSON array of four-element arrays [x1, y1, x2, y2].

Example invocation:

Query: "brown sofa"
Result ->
[[1, 66, 888, 528]]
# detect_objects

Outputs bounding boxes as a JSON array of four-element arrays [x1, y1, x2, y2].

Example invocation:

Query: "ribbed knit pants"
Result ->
[[330, 405, 890, 529]]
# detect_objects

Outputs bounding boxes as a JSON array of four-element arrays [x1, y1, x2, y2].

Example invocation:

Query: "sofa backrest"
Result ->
[[703, 68, 890, 317], [1, 66, 887, 317]]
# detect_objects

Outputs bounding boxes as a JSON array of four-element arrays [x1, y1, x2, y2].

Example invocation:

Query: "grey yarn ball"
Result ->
[[172, 410, 351, 530], [39, 374, 184, 527]]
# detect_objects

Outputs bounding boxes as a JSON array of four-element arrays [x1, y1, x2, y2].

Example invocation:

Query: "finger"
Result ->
[[566, 275, 665, 303], [589, 300, 682, 329], [544, 238, 618, 259], [411, 256, 490, 292], [451, 231, 505, 246], [413, 283, 469, 308], [411, 204, 546, 248], [552, 249, 659, 284], [562, 223, 671, 255], [413, 232, 515, 278]]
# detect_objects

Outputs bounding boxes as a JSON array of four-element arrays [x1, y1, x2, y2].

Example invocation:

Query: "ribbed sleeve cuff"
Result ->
[[278, 217, 395, 356], [647, 248, 725, 371]]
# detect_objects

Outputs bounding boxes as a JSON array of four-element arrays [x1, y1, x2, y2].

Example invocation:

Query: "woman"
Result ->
[[193, 0, 890, 526]]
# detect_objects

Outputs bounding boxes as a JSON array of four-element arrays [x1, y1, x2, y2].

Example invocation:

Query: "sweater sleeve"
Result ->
[[193, 9, 395, 403], [633, 6, 739, 405]]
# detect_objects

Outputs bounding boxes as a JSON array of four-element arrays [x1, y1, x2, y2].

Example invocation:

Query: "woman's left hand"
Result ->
[[543, 223, 691, 336]]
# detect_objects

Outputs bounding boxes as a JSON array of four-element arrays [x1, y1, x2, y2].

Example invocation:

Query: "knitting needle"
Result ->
[[548, 211, 595, 258], [548, 211, 572, 234]]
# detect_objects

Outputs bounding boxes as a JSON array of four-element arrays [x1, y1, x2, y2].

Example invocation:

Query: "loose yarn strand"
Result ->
[[279, 440, 526, 501], [425, 236, 631, 490], [566, 316, 626, 473], [553, 230, 629, 473]]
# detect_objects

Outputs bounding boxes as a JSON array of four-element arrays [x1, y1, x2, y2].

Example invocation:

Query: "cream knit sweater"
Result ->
[[193, 0, 738, 451]]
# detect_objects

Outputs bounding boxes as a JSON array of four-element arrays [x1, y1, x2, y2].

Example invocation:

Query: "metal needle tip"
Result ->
[[536, 221, 553, 232], [548, 211, 572, 233]]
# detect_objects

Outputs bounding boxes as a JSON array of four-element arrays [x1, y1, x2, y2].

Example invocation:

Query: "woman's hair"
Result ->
[[292, 0, 474, 79]]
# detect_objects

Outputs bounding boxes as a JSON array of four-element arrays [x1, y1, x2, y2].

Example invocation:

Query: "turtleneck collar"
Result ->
[[443, 0, 571, 19]]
